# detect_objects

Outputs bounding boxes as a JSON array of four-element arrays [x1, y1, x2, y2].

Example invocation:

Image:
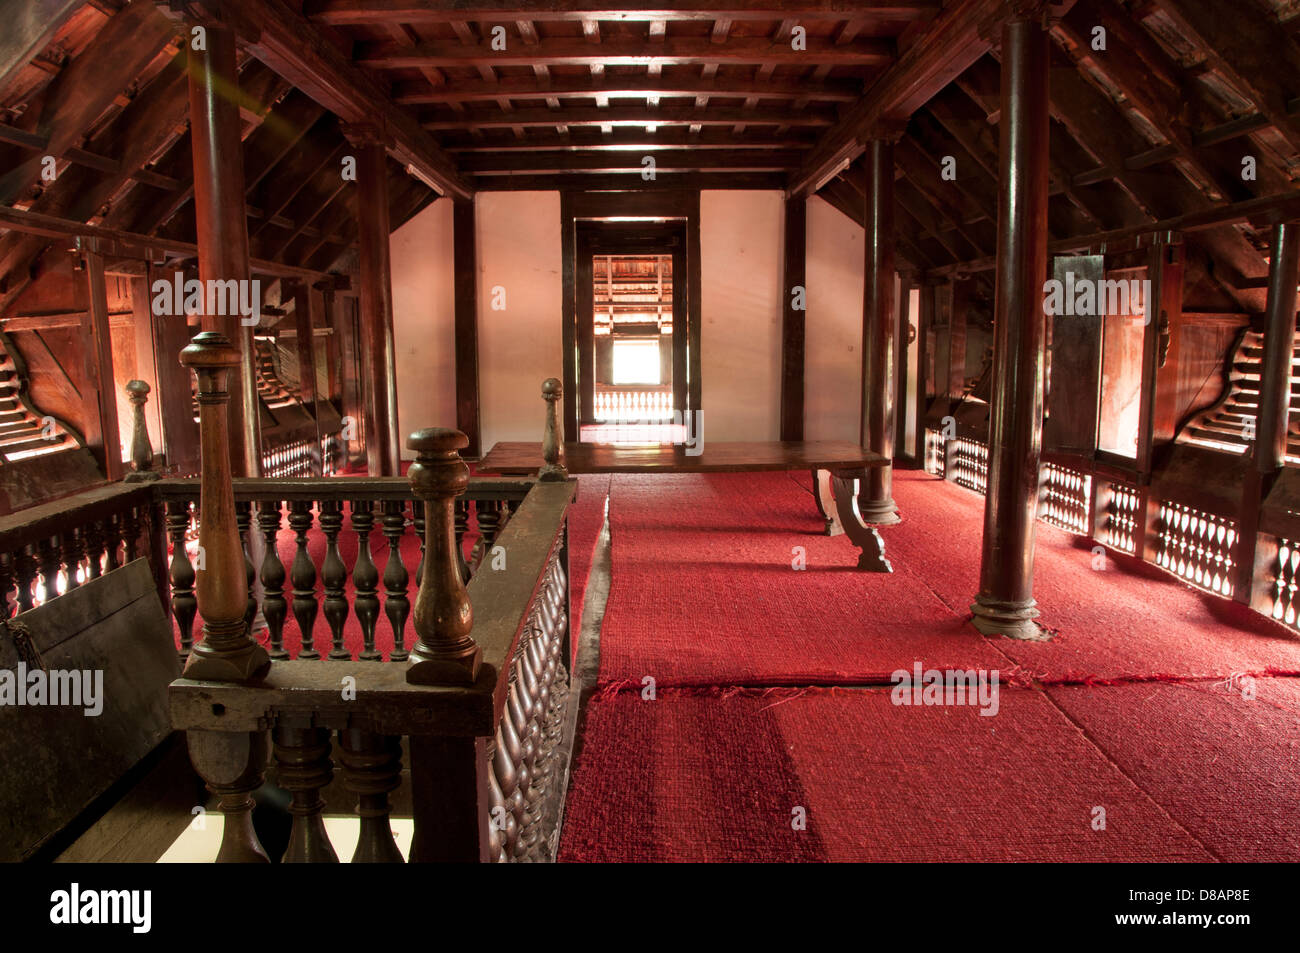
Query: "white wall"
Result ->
[[804, 195, 865, 443], [391, 197, 455, 458], [700, 190, 784, 441], [475, 191, 563, 451], [390, 190, 872, 455]]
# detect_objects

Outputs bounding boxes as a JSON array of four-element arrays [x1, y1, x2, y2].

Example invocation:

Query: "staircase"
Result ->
[[0, 333, 82, 463], [1177, 329, 1300, 460]]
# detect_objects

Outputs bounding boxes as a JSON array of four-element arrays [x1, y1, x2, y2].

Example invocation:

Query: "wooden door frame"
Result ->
[[561, 190, 701, 438], [576, 223, 686, 428]]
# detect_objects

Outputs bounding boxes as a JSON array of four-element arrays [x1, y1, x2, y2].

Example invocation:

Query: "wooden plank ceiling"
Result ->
[[0, 0, 1297, 313]]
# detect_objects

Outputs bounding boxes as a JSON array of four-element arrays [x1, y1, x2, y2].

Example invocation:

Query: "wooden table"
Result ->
[[478, 440, 895, 572]]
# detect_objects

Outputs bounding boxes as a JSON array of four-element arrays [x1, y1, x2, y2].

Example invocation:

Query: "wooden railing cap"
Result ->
[[180, 330, 240, 369], [407, 427, 469, 455], [125, 379, 151, 397]]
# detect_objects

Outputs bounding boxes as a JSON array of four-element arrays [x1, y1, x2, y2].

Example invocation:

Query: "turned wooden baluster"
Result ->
[[123, 505, 144, 563], [538, 377, 568, 482], [273, 724, 339, 863], [124, 380, 155, 478], [381, 500, 411, 661], [406, 428, 481, 685], [103, 514, 122, 572], [413, 506, 426, 589], [0, 553, 14, 619], [188, 729, 270, 863], [289, 501, 321, 659], [180, 331, 271, 681], [351, 500, 382, 661], [473, 501, 501, 570], [453, 498, 471, 583], [37, 536, 60, 603], [61, 528, 84, 591], [338, 729, 404, 863], [14, 546, 36, 613], [166, 501, 198, 657], [234, 501, 256, 632], [83, 520, 104, 580], [258, 501, 289, 660], [319, 500, 351, 660]]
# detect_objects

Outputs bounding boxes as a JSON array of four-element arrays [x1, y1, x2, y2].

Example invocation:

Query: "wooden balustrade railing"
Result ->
[[0, 482, 162, 618], [169, 462, 576, 863]]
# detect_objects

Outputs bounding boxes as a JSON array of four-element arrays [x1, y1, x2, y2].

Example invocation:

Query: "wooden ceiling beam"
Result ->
[[357, 34, 894, 68], [0, 1, 177, 205], [471, 170, 787, 190], [393, 74, 863, 104], [789, 0, 1019, 196], [443, 130, 812, 150], [461, 149, 802, 173], [1154, 0, 1300, 156], [308, 2, 942, 25], [182, 0, 472, 200], [424, 105, 836, 129]]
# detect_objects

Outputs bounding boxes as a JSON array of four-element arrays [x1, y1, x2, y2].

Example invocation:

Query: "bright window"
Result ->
[[611, 339, 661, 385]]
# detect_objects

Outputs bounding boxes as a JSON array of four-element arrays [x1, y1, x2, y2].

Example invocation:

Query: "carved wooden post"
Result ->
[[181, 331, 271, 681], [124, 380, 156, 479], [970, 12, 1051, 641], [188, 19, 261, 477], [343, 123, 401, 476], [1256, 223, 1299, 475], [859, 137, 901, 525], [406, 428, 481, 685], [538, 378, 568, 483]]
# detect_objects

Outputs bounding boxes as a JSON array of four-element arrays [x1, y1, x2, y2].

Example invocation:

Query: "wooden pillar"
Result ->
[[948, 278, 969, 398], [781, 195, 807, 441], [78, 245, 124, 481], [188, 20, 261, 478], [1255, 223, 1299, 474], [347, 126, 401, 476], [971, 14, 1051, 641], [859, 138, 900, 524], [289, 281, 324, 476], [141, 261, 200, 474], [894, 273, 912, 459], [453, 198, 481, 458], [1237, 222, 1300, 604], [180, 331, 271, 681]]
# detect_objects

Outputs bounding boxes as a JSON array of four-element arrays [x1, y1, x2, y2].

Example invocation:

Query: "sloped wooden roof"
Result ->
[[1, 0, 1298, 318]]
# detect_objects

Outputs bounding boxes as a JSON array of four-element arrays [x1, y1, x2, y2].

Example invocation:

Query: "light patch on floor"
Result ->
[[158, 816, 413, 863]]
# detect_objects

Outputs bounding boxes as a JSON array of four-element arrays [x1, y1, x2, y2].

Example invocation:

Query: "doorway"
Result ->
[[576, 223, 688, 444]]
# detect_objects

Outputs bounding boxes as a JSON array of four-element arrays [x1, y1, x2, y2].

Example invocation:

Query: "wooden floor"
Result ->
[[478, 440, 888, 475]]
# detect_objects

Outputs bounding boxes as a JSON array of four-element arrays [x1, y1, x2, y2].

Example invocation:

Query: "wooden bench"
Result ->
[[479, 439, 895, 572]]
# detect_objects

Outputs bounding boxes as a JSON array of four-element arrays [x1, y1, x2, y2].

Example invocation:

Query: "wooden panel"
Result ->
[[781, 196, 806, 441], [0, 559, 179, 861], [1044, 255, 1104, 452], [453, 198, 481, 457]]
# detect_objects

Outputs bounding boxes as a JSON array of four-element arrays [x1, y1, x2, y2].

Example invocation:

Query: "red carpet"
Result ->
[[557, 468, 1300, 862], [596, 472, 1006, 686], [1045, 679, 1300, 862], [559, 688, 1213, 862]]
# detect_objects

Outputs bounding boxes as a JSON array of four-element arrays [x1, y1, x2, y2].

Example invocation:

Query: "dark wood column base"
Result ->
[[856, 493, 901, 526], [816, 468, 893, 573], [969, 596, 1049, 641]]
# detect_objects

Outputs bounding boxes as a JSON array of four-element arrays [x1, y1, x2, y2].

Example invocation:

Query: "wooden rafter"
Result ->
[[307, 2, 943, 25], [176, 0, 473, 200]]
